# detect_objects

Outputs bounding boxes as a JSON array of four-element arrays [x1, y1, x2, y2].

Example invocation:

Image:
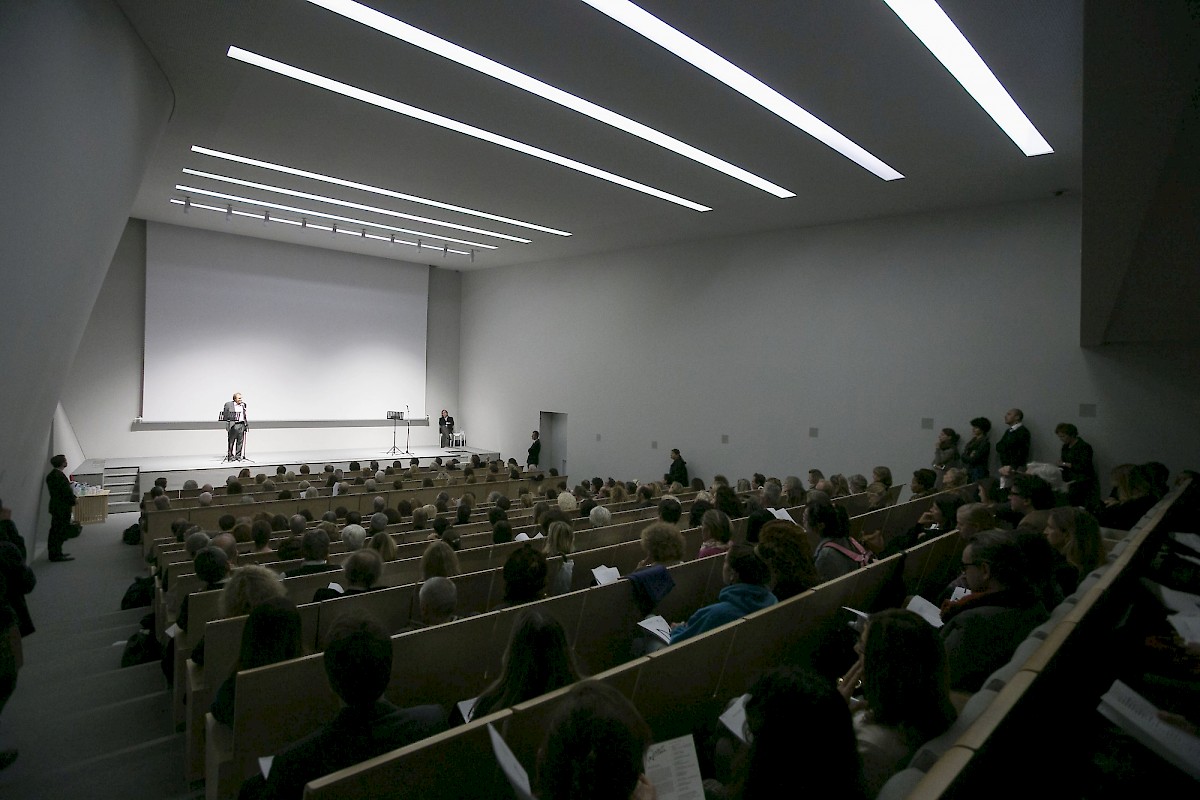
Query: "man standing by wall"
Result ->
[[995, 408, 1031, 487], [44, 455, 75, 563]]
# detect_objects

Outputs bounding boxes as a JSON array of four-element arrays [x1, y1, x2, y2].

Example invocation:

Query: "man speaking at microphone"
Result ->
[[223, 392, 249, 460]]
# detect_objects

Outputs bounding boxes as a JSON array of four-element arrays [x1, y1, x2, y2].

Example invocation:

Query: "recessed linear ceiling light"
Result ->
[[170, 198, 469, 254], [182, 168, 530, 243], [226, 46, 712, 212], [176, 184, 498, 249], [191, 146, 571, 237], [580, 0, 904, 181], [881, 0, 1052, 156], [302, 0, 794, 199]]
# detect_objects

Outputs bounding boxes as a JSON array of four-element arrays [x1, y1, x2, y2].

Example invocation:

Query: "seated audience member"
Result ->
[[909, 469, 939, 499], [283, 530, 339, 578], [1044, 506, 1102, 596], [250, 521, 273, 555], [940, 531, 1050, 693], [218, 514, 237, 534], [713, 485, 744, 521], [760, 481, 784, 509], [589, 505, 612, 528], [754, 521, 819, 601], [1001, 474, 1055, 529], [1098, 463, 1157, 530], [210, 596, 302, 726], [492, 520, 514, 544], [395, 499, 413, 519], [536, 681, 656, 800], [698, 509, 734, 558], [314, 549, 385, 602], [414, 577, 458, 627], [684, 496, 710, 527], [340, 523, 367, 551], [543, 521, 576, 596], [197, 491, 213, 507], [471, 609, 582, 721], [410, 506, 429, 530], [368, 512, 389, 534], [940, 467, 968, 493], [783, 475, 807, 507], [499, 545, 548, 607], [825, 474, 850, 499], [454, 503, 472, 526], [866, 467, 893, 510], [808, 500, 866, 583], [557, 492, 578, 515], [837, 609, 956, 798], [367, 530, 397, 562], [276, 535, 302, 562], [743, 509, 774, 544], [177, 547, 229, 635], [867, 496, 965, 558], [658, 496, 683, 526], [709, 667, 864, 800], [248, 614, 448, 800], [807, 469, 825, 491], [670, 545, 776, 643], [1011, 529, 1065, 612], [636, 522, 686, 570], [419, 541, 460, 581]]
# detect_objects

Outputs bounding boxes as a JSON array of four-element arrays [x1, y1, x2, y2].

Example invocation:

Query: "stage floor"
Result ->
[[76, 444, 500, 490]]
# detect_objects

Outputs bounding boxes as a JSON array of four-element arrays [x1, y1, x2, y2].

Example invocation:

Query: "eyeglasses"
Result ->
[[961, 560, 986, 572]]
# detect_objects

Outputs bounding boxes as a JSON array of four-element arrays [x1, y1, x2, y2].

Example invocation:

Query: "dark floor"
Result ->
[[0, 512, 201, 800]]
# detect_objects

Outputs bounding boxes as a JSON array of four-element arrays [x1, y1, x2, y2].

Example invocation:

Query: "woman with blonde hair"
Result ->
[[368, 530, 397, 561], [1044, 506, 1102, 595], [219, 564, 285, 617], [543, 521, 576, 596]]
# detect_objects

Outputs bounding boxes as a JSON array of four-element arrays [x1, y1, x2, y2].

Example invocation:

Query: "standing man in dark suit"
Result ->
[[438, 409, 454, 448], [222, 392, 248, 460], [994, 408, 1031, 488], [526, 430, 541, 470], [665, 449, 689, 487], [44, 454, 75, 563]]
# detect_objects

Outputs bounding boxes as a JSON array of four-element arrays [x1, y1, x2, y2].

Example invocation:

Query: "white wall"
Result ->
[[0, 0, 171, 555], [459, 197, 1200, 487], [62, 221, 463, 459]]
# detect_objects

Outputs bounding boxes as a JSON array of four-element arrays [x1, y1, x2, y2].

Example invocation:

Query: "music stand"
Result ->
[[386, 411, 404, 455]]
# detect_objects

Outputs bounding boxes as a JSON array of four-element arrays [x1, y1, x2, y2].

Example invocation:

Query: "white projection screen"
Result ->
[[143, 222, 428, 421]]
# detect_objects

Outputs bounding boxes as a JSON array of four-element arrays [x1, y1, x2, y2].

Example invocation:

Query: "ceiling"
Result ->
[[115, 0, 1083, 271]]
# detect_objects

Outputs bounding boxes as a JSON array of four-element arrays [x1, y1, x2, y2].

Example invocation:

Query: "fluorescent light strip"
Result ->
[[226, 46, 711, 212], [881, 0, 1052, 156], [580, 0, 903, 181], [303, 0, 793, 198], [169, 199, 469, 254], [182, 168, 530, 242], [176, 184, 498, 249], [191, 146, 571, 236]]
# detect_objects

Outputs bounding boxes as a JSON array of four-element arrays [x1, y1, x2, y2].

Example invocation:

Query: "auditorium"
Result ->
[[2, 1, 1198, 798]]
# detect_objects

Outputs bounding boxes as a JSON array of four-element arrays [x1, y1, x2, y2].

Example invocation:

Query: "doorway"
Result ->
[[537, 411, 567, 476]]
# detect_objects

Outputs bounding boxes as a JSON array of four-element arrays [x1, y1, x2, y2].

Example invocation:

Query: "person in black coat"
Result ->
[[1055, 423, 1100, 511], [438, 409, 455, 447], [961, 417, 992, 482], [665, 449, 689, 486], [45, 454, 76, 562], [242, 613, 447, 800], [995, 409, 1032, 480], [527, 430, 541, 469]]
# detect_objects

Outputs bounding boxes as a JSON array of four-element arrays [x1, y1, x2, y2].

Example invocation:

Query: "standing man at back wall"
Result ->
[[995, 408, 1031, 489], [45, 454, 75, 563]]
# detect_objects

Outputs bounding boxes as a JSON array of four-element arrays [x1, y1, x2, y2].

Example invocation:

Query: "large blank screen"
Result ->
[[143, 222, 428, 421]]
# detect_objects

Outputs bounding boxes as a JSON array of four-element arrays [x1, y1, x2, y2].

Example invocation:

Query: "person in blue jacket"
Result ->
[[670, 544, 777, 644]]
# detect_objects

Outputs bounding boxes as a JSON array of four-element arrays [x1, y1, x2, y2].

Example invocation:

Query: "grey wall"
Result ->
[[0, 0, 171, 554], [62, 221, 464, 458], [459, 197, 1200, 488]]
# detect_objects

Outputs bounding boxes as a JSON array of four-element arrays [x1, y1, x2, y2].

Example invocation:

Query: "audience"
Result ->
[[838, 609, 956, 798], [1044, 506, 1102, 596], [808, 499, 865, 582], [542, 521, 575, 596], [754, 521, 819, 601], [415, 577, 458, 627], [637, 522, 685, 569], [499, 545, 548, 607], [247, 613, 447, 800], [419, 540, 460, 581], [210, 596, 301, 726], [698, 509, 734, 558], [284, 530, 339, 577], [939, 530, 1050, 692], [670, 545, 776, 643], [313, 549, 384, 602], [470, 609, 582, 721]]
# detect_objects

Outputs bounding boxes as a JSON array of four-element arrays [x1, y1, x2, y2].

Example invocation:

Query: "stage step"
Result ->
[[104, 464, 141, 511]]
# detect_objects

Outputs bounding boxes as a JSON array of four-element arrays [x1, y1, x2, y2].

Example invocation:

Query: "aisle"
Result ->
[[0, 512, 200, 800]]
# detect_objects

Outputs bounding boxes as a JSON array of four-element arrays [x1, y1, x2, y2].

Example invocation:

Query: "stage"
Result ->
[[74, 444, 501, 500]]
